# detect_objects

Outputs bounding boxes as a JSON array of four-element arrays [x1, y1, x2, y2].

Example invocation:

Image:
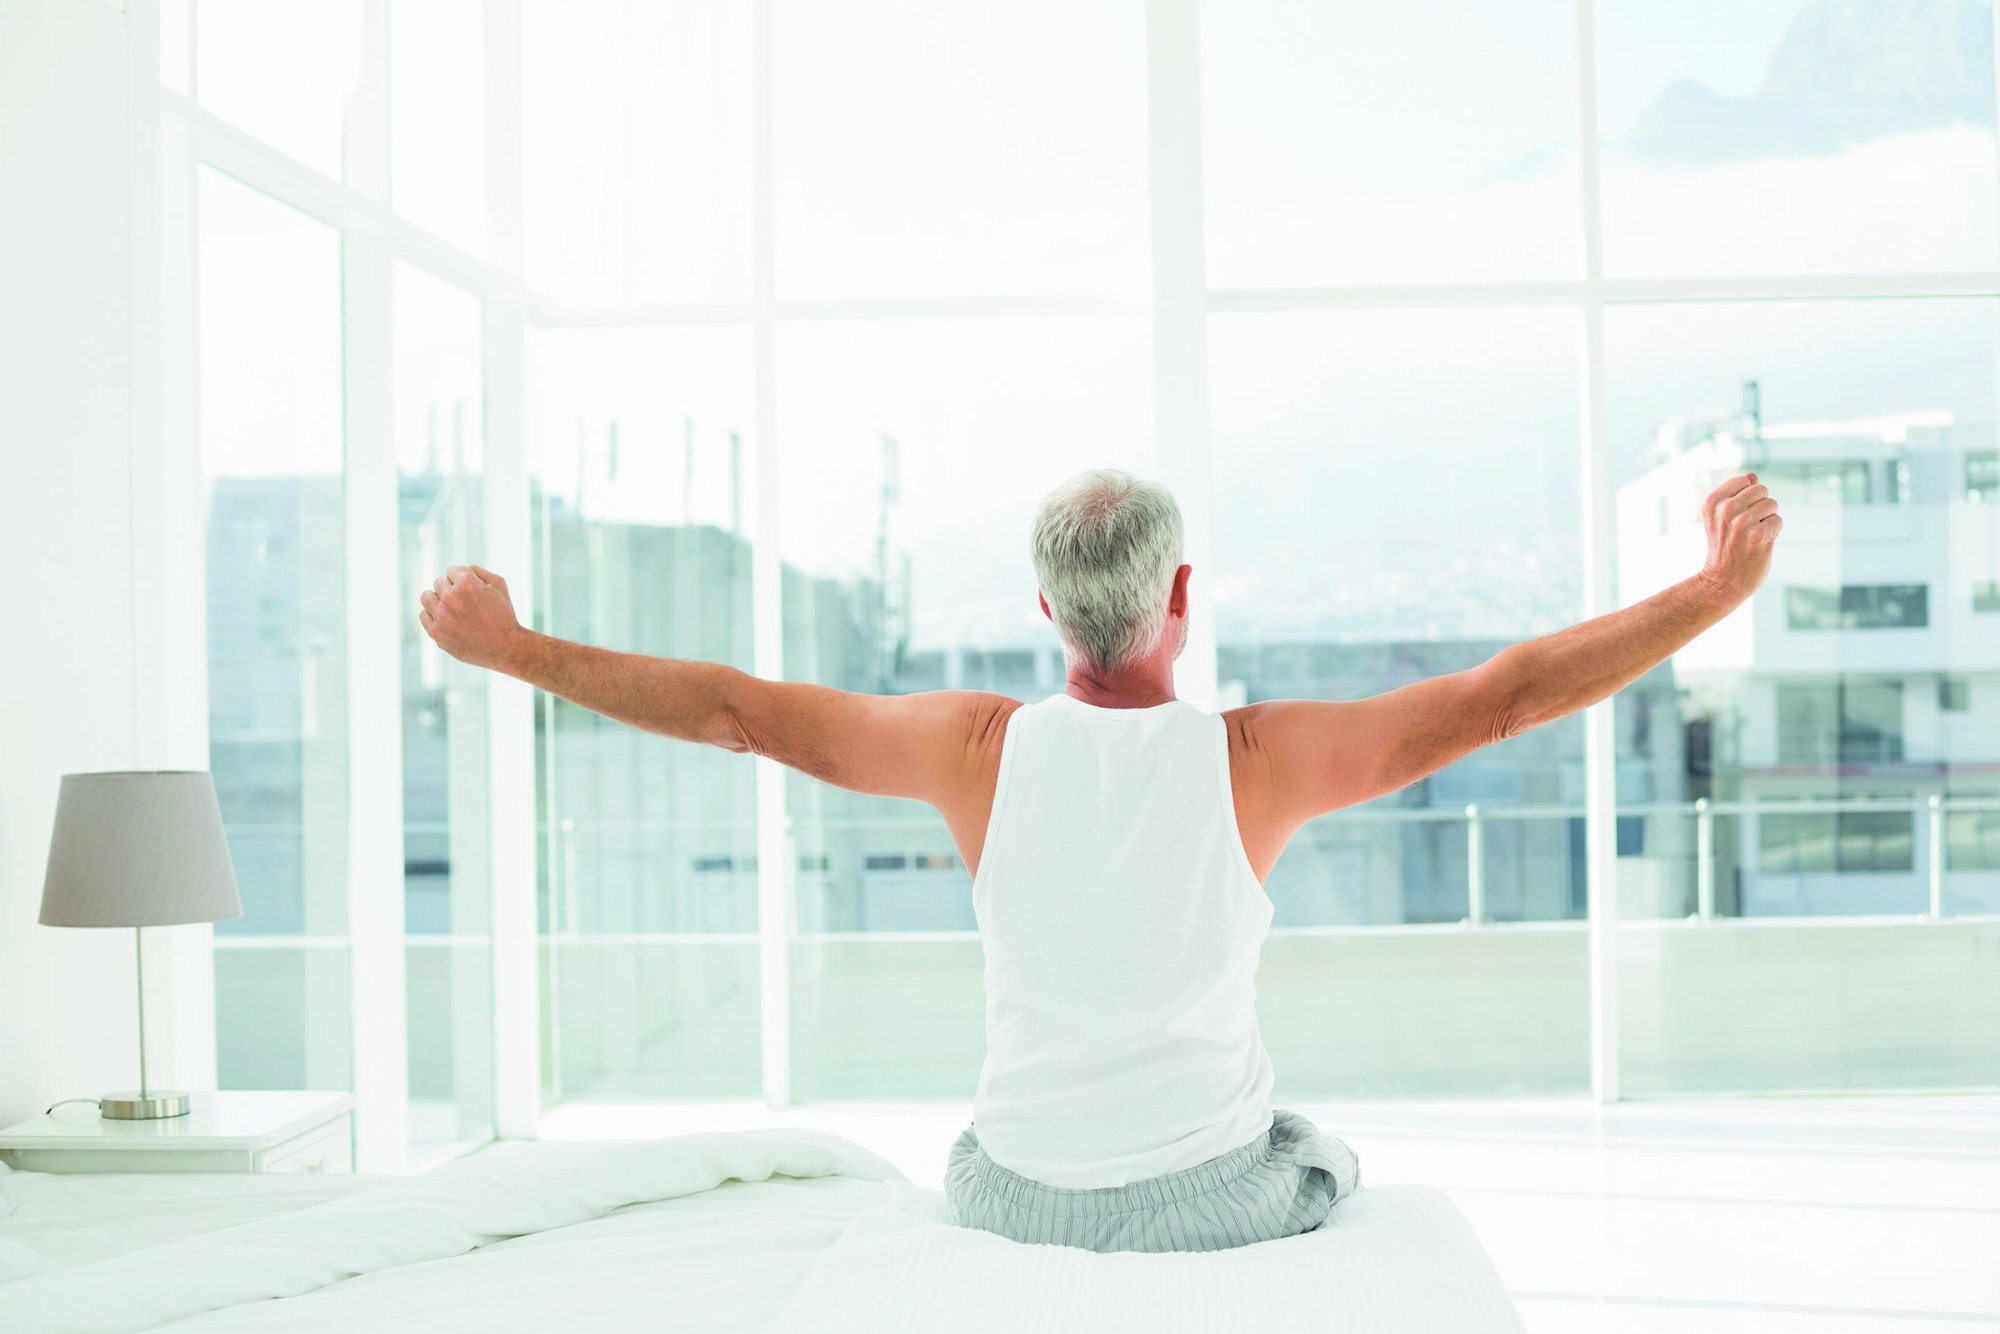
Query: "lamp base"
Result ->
[[99, 1090, 191, 1120]]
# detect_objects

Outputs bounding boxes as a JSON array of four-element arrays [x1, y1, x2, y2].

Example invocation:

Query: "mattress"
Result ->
[[0, 1129, 1522, 1333]]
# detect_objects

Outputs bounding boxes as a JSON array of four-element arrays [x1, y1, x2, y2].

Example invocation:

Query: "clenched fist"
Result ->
[[419, 565, 524, 672], [1697, 472, 1783, 604]]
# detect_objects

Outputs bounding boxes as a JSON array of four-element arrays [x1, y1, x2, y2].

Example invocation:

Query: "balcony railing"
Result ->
[[213, 794, 2000, 953]]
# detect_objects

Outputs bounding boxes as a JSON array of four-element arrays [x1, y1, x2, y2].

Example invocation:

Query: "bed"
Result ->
[[0, 1129, 1524, 1332]]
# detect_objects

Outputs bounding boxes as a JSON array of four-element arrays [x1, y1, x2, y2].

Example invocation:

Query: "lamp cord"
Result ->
[[44, 1098, 102, 1117]]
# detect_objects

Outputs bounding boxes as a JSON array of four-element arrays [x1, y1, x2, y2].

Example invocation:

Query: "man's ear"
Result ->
[[1169, 564, 1192, 616], [1039, 591, 1054, 622]]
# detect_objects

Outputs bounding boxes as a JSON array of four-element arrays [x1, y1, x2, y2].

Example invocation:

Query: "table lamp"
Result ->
[[38, 771, 243, 1119]]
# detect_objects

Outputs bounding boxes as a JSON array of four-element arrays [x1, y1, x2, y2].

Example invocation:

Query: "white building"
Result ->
[[1616, 396, 2000, 917]]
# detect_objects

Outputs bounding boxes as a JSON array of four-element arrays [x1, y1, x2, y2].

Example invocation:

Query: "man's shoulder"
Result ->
[[892, 688, 1022, 715], [895, 690, 1023, 753], [1219, 698, 1340, 750], [967, 692, 1027, 745]]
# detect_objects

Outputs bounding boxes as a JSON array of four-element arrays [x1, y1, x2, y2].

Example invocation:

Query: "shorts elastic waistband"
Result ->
[[961, 1120, 1276, 1218]]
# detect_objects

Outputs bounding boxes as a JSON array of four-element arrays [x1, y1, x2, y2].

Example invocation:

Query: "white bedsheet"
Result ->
[[0, 1130, 1522, 1333], [161, 1175, 925, 1333], [769, 1184, 1524, 1334], [0, 1129, 905, 1333], [0, 1167, 378, 1272]]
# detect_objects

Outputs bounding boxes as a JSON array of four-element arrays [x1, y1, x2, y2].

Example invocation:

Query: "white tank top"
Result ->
[[968, 692, 1278, 1189]]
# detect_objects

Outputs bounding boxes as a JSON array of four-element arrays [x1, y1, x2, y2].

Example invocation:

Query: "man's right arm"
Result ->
[[1231, 472, 1782, 860]]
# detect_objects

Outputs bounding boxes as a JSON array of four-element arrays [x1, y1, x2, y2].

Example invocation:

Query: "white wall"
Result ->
[[0, 0, 205, 1128]]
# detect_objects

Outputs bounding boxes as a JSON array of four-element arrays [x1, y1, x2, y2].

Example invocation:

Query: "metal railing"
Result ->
[[1639, 793, 2000, 923], [212, 794, 2000, 951]]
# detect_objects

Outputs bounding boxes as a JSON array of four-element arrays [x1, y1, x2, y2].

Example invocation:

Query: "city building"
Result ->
[[1615, 389, 2000, 917]]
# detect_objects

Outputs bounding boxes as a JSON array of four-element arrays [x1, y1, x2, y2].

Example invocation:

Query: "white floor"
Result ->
[[537, 1095, 2000, 1332]]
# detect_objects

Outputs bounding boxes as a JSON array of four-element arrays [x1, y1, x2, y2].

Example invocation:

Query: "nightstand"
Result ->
[[0, 1091, 354, 1175]]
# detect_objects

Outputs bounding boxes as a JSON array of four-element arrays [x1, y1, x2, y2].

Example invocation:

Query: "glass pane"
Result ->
[[215, 946, 353, 1091], [1594, 0, 2000, 276], [1210, 307, 1588, 1094], [778, 316, 1152, 1096], [197, 0, 367, 181], [1260, 934, 1589, 1095], [790, 941, 985, 1096], [1614, 924, 2000, 1091], [529, 326, 760, 1097], [772, 0, 1148, 299], [1202, 0, 1583, 286], [200, 167, 348, 941], [1212, 308, 1585, 920], [390, 0, 487, 253], [545, 942, 761, 1096], [406, 942, 493, 1160], [538, 941, 559, 1105], [1947, 804, 2000, 866], [521, 0, 753, 305], [1606, 297, 2000, 1092], [396, 261, 493, 1151]]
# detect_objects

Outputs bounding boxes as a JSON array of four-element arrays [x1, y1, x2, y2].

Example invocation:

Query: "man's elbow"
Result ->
[[702, 670, 758, 754], [1480, 653, 1534, 745], [713, 712, 757, 754]]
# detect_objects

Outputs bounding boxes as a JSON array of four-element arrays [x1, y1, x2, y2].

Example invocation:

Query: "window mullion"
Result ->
[[1146, 0, 1220, 710], [343, 0, 410, 1170], [482, 0, 540, 1145], [1573, 0, 1621, 1105], [751, 0, 793, 1109]]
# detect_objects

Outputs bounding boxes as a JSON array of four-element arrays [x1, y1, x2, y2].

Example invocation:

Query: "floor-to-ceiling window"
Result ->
[[527, 324, 762, 1101], [1208, 307, 1592, 1094], [189, 0, 504, 1166], [200, 164, 354, 1095], [171, 0, 1998, 1164], [1604, 297, 2000, 1092], [1199, 0, 1594, 1094], [516, 0, 760, 1106], [1591, 0, 2000, 1093], [394, 261, 496, 1160]]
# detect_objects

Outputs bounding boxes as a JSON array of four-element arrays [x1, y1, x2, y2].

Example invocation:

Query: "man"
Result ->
[[420, 467, 1782, 1253]]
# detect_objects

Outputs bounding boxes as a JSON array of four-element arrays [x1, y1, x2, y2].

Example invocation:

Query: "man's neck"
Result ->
[[1062, 663, 1176, 710]]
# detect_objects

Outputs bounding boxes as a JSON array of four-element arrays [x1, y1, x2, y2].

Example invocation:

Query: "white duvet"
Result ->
[[0, 1130, 1522, 1333]]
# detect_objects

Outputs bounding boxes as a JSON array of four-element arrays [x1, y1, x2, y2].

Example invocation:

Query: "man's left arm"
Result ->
[[419, 564, 1004, 803]]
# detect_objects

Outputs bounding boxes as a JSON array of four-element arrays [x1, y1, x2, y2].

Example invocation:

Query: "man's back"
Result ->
[[968, 693, 1276, 1189]]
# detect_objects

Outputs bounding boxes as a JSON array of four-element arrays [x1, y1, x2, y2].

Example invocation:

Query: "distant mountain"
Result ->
[[1629, 0, 1992, 161], [1480, 0, 1993, 182]]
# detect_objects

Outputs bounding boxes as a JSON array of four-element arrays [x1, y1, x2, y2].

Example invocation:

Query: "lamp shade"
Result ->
[[39, 771, 243, 928]]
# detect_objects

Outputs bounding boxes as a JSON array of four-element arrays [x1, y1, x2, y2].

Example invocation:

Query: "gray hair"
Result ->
[[1030, 469, 1185, 674]]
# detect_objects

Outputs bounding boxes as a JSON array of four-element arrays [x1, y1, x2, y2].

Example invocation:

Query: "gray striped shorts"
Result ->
[[943, 1108, 1361, 1254]]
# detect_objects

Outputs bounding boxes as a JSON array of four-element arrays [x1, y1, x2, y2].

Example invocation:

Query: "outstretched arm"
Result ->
[[1487, 470, 1780, 738], [418, 565, 1009, 804], [1232, 472, 1783, 846]]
